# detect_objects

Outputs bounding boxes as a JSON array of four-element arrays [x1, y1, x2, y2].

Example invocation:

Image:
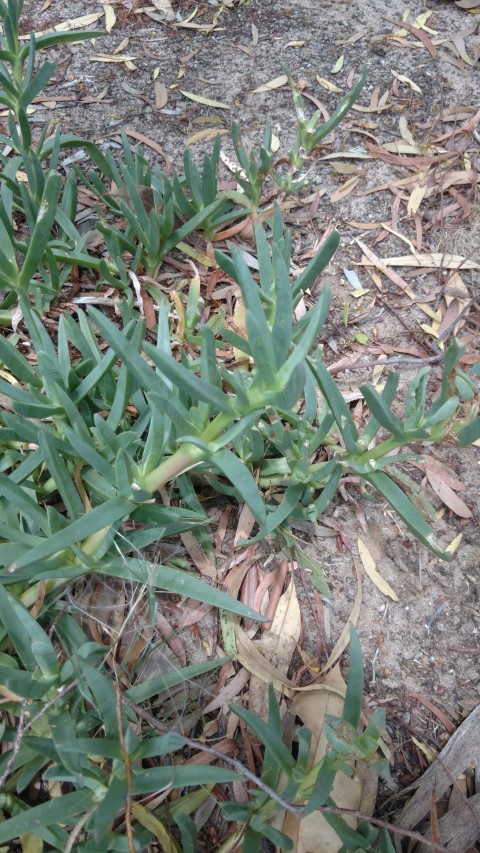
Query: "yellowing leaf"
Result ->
[[186, 127, 228, 146], [131, 803, 180, 852], [179, 90, 231, 109], [250, 74, 288, 93], [411, 736, 438, 763], [398, 115, 416, 146], [90, 55, 139, 63], [20, 834, 43, 853], [19, 12, 102, 37], [407, 182, 427, 215], [316, 75, 343, 93], [104, 3, 116, 32], [358, 538, 399, 601], [331, 54, 345, 73], [446, 532, 463, 554], [392, 70, 422, 93]]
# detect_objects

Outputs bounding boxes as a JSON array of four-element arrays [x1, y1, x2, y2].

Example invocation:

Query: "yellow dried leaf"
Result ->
[[316, 75, 343, 93], [446, 532, 463, 554], [179, 90, 231, 109], [416, 303, 441, 322], [19, 12, 102, 37], [392, 70, 422, 94], [285, 40, 305, 47], [330, 174, 360, 203], [358, 538, 399, 601], [411, 736, 438, 763], [250, 74, 288, 93], [330, 54, 344, 73], [319, 559, 362, 675], [104, 3, 116, 32], [357, 253, 480, 270], [398, 115, 416, 146], [186, 127, 228, 146], [114, 37, 130, 54], [90, 55, 139, 63], [407, 182, 427, 215], [419, 323, 440, 338], [131, 803, 180, 852]]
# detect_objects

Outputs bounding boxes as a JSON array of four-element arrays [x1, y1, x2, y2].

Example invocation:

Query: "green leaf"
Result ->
[[364, 471, 451, 560], [209, 447, 266, 525], [18, 172, 62, 291], [132, 765, 239, 794], [458, 416, 480, 446], [276, 287, 330, 387], [230, 703, 296, 774], [37, 432, 84, 520], [102, 557, 267, 622], [307, 359, 359, 452], [0, 584, 57, 672], [11, 497, 133, 570], [0, 790, 95, 844], [343, 625, 363, 728], [360, 382, 405, 440], [293, 231, 340, 299], [126, 658, 228, 703]]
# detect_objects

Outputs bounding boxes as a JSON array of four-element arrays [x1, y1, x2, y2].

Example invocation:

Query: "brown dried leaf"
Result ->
[[154, 81, 168, 109], [283, 665, 370, 852], [330, 174, 360, 203], [387, 17, 437, 58], [424, 463, 472, 518], [248, 576, 301, 719]]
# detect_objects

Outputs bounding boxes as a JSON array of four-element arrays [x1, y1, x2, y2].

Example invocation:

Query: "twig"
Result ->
[[65, 804, 97, 853], [328, 296, 474, 375], [0, 702, 27, 790], [122, 694, 462, 853], [115, 684, 135, 853], [328, 353, 443, 375]]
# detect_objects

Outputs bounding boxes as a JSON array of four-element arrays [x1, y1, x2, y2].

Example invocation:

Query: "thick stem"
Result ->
[[141, 442, 206, 494]]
